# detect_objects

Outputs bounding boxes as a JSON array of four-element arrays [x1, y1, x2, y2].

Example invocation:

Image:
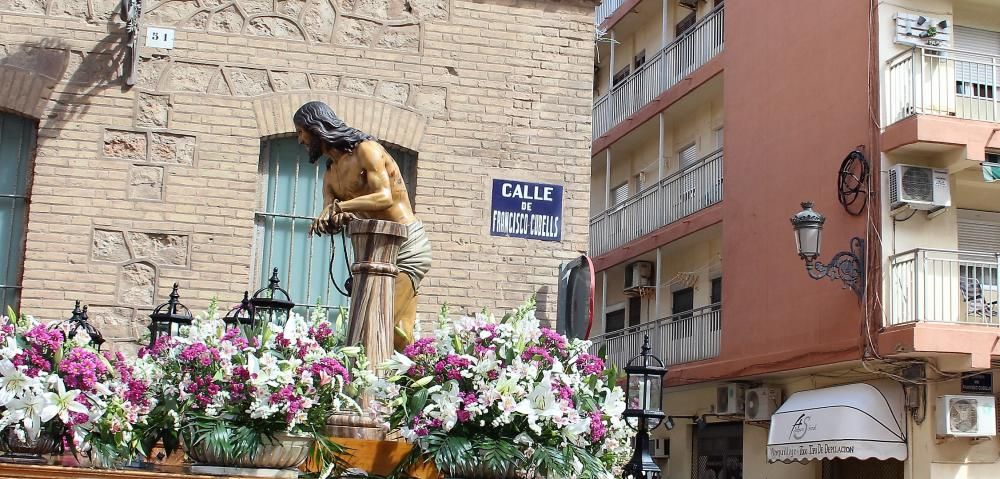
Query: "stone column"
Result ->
[[327, 219, 407, 441]]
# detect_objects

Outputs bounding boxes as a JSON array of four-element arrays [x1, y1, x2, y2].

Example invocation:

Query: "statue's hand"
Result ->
[[310, 204, 356, 236]]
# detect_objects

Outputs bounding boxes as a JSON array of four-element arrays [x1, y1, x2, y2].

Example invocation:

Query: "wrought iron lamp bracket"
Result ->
[[803, 237, 865, 299]]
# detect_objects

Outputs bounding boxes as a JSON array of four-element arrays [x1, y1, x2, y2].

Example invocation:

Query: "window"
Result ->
[[612, 66, 631, 87], [710, 277, 722, 308], [611, 182, 630, 206], [628, 296, 642, 327], [672, 287, 694, 319], [675, 12, 696, 37], [605, 307, 626, 334], [0, 113, 35, 312], [693, 422, 743, 479], [678, 143, 699, 204], [634, 50, 647, 70], [255, 137, 417, 318]]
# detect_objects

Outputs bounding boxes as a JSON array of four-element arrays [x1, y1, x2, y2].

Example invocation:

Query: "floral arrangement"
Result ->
[[0, 308, 153, 467], [370, 298, 631, 478], [134, 301, 369, 472]]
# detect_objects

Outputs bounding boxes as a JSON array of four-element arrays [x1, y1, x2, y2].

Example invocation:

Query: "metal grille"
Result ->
[[253, 137, 417, 319], [692, 422, 742, 479], [0, 113, 35, 313]]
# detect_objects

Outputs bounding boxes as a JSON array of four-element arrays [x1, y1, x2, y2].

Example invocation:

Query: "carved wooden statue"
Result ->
[[293, 101, 431, 357]]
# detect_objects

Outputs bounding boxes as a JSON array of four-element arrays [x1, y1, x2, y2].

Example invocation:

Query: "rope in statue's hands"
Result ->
[[311, 200, 355, 297]]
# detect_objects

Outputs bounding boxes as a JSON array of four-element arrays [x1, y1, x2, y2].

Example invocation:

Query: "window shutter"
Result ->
[[958, 209, 1000, 253], [954, 26, 1000, 86], [612, 182, 630, 206], [0, 113, 35, 311], [679, 143, 699, 168]]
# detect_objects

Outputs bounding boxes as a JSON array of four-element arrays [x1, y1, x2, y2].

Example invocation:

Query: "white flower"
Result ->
[[0, 360, 38, 406], [6, 391, 50, 439], [41, 380, 88, 424], [428, 384, 462, 430], [603, 387, 626, 417], [384, 352, 414, 377]]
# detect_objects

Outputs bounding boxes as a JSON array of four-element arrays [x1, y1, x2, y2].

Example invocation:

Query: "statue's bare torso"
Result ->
[[322, 140, 415, 225]]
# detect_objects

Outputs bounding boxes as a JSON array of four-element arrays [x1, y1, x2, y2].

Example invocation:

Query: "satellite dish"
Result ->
[[556, 255, 595, 340]]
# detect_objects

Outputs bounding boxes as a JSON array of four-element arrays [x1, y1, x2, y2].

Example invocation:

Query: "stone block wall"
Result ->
[[0, 0, 597, 352]]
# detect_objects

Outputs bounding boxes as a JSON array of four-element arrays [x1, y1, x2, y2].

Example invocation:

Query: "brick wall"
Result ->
[[0, 0, 596, 351]]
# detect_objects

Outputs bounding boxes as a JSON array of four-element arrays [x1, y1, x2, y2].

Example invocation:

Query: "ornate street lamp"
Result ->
[[622, 335, 667, 479], [61, 300, 105, 351], [148, 283, 193, 343], [250, 268, 295, 328], [223, 291, 254, 330], [790, 202, 865, 299]]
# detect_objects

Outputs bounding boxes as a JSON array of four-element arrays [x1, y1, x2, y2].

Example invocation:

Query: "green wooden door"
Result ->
[[0, 113, 35, 313]]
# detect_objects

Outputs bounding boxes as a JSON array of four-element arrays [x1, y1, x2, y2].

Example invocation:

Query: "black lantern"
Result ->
[[148, 283, 193, 343], [622, 335, 667, 479], [790, 202, 866, 299], [62, 300, 105, 351], [250, 268, 294, 327], [223, 291, 255, 330]]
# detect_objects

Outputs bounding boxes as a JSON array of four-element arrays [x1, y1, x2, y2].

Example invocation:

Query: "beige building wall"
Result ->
[[0, 0, 597, 351]]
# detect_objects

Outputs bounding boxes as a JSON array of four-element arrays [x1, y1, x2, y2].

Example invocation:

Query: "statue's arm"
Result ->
[[336, 143, 393, 213]]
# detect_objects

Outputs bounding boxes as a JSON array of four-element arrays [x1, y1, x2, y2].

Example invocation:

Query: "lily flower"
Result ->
[[41, 380, 88, 423], [0, 360, 39, 406], [6, 391, 49, 439]]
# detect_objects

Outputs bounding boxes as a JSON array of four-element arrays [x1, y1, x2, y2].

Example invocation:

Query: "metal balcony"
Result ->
[[888, 248, 1000, 327], [589, 303, 722, 370], [590, 148, 722, 257], [595, 0, 625, 26], [593, 5, 724, 140], [885, 45, 1000, 125]]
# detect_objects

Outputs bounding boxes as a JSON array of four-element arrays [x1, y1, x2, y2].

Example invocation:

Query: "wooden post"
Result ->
[[327, 219, 407, 440], [346, 219, 408, 369]]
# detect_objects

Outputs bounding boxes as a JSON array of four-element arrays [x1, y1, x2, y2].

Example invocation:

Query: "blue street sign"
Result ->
[[490, 179, 563, 242]]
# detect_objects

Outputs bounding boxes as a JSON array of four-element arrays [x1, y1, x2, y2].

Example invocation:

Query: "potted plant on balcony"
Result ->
[[0, 308, 153, 467], [370, 298, 632, 479], [133, 302, 369, 477]]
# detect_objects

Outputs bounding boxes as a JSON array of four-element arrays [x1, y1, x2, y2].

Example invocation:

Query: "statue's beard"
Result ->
[[307, 137, 324, 164]]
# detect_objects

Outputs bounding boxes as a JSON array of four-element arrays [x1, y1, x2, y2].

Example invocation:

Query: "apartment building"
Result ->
[[588, 0, 1000, 478]]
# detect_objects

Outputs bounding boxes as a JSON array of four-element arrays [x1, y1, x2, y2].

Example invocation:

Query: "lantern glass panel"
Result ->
[[648, 375, 662, 411], [628, 374, 645, 410], [795, 225, 821, 260]]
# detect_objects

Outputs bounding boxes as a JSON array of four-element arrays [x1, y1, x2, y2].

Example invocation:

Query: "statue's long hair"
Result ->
[[293, 101, 373, 153]]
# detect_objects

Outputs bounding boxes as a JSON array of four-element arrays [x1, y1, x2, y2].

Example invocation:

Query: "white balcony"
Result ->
[[589, 303, 721, 370], [590, 149, 722, 257], [595, 0, 625, 26], [885, 46, 1000, 125], [593, 5, 724, 140], [888, 248, 1000, 327]]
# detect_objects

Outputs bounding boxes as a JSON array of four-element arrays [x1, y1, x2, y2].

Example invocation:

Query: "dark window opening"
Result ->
[[634, 50, 647, 70], [628, 296, 642, 327], [693, 422, 742, 479], [605, 308, 626, 334], [613, 66, 631, 87], [676, 12, 696, 37]]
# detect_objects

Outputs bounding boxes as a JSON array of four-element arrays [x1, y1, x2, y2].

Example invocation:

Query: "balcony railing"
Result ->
[[590, 148, 722, 256], [595, 0, 625, 25], [888, 248, 1000, 327], [589, 303, 721, 370], [885, 45, 1000, 125], [593, 5, 724, 139]]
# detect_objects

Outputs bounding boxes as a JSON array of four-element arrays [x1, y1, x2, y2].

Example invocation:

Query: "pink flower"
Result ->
[[576, 353, 605, 376]]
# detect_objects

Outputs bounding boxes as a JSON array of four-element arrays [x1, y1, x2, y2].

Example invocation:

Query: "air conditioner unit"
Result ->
[[745, 386, 782, 421], [678, 0, 699, 9], [650, 437, 669, 458], [716, 384, 747, 416], [936, 395, 997, 437], [888, 164, 951, 211], [624, 261, 654, 291]]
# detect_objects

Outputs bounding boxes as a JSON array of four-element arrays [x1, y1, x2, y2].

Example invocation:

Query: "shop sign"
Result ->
[[962, 372, 993, 394], [490, 179, 563, 242]]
